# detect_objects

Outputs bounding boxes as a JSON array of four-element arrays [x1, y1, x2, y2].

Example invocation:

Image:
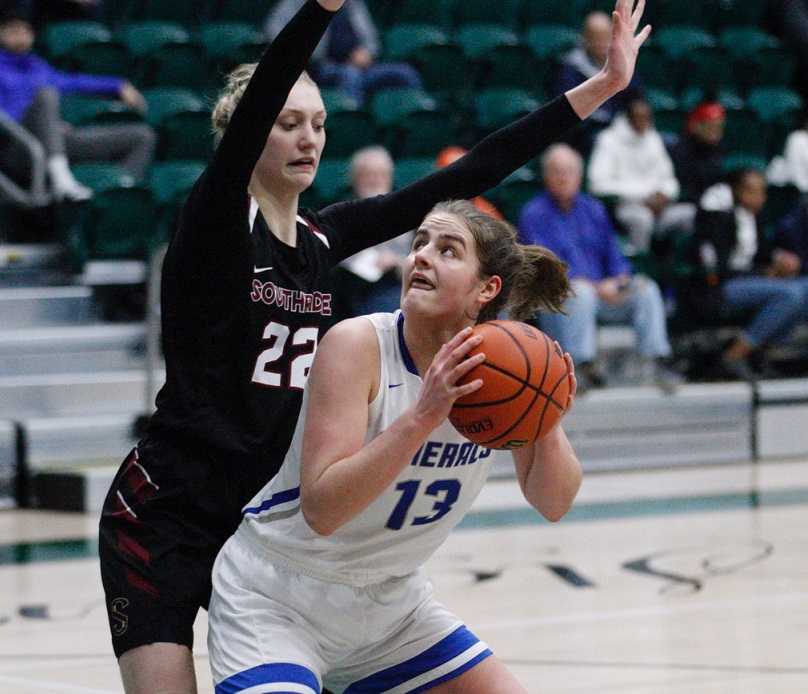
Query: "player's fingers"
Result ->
[[455, 379, 483, 398], [449, 333, 483, 363], [452, 351, 485, 382], [635, 24, 652, 46], [444, 326, 474, 351], [632, 0, 646, 29]]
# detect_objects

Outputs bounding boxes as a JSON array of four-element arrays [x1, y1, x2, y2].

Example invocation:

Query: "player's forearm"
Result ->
[[519, 426, 582, 521], [565, 71, 623, 121], [301, 408, 435, 536]]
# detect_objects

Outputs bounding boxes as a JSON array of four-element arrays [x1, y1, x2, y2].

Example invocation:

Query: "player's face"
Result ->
[[254, 80, 326, 195], [402, 213, 494, 324]]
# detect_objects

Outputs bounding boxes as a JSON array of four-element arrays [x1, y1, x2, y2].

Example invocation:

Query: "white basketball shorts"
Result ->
[[208, 530, 492, 693]]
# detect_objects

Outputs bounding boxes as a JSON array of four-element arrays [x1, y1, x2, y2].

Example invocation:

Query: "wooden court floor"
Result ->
[[1, 458, 807, 693]]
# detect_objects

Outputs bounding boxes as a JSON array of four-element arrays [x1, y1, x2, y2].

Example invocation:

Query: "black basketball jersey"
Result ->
[[139, 0, 580, 500]]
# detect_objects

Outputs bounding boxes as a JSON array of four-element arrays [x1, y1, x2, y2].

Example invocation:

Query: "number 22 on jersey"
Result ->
[[252, 321, 318, 390]]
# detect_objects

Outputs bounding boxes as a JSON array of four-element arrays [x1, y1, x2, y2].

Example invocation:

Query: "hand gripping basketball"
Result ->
[[449, 321, 572, 449]]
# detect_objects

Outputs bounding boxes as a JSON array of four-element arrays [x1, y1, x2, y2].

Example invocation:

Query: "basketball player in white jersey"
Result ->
[[207, 200, 582, 693]]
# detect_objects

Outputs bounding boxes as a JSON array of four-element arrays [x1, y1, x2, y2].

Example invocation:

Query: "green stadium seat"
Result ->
[[645, 88, 683, 135], [63, 41, 131, 75], [520, 1, 585, 28], [747, 88, 803, 124], [42, 21, 111, 60], [158, 110, 215, 160], [82, 186, 159, 259], [148, 159, 206, 242], [722, 153, 768, 175], [481, 45, 551, 92], [310, 159, 351, 207], [645, 88, 678, 112], [137, 41, 210, 89], [60, 95, 143, 127], [524, 25, 580, 60], [101, 0, 138, 27], [383, 24, 450, 62], [394, 157, 436, 189], [682, 48, 738, 92], [142, 88, 206, 127], [454, 0, 521, 29], [718, 27, 780, 60], [72, 163, 135, 191], [370, 88, 438, 128], [475, 89, 538, 133], [116, 21, 190, 58], [321, 88, 360, 115], [322, 110, 375, 158], [456, 24, 519, 60], [488, 166, 538, 222], [199, 22, 265, 72], [406, 43, 468, 104], [148, 159, 205, 206], [655, 27, 715, 59]]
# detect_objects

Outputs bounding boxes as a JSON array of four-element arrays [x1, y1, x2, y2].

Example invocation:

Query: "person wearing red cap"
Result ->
[[669, 101, 726, 204]]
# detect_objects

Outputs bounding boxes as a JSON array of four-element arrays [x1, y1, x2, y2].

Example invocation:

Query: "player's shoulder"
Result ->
[[320, 316, 379, 357]]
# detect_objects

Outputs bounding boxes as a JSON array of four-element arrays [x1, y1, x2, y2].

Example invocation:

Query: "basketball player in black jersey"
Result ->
[[97, 0, 651, 691]]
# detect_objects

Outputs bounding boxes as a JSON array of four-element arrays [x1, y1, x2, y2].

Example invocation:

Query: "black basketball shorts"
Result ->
[[98, 446, 235, 658]]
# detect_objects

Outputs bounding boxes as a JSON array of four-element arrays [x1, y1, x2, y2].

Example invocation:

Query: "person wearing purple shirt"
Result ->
[[0, 8, 154, 202], [518, 143, 680, 392]]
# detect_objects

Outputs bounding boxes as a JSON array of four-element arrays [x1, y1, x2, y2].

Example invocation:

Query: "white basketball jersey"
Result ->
[[239, 311, 494, 586]]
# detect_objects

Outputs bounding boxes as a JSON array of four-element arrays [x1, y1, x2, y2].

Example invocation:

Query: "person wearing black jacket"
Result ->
[[687, 169, 804, 378], [96, 0, 652, 691]]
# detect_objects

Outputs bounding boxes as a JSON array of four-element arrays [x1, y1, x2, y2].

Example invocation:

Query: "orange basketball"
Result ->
[[449, 320, 570, 450]]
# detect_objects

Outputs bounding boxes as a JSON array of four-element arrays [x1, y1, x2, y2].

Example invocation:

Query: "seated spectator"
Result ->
[[0, 8, 154, 202], [685, 168, 805, 379], [768, 113, 808, 192], [554, 11, 643, 154], [773, 195, 808, 276], [435, 146, 504, 220], [669, 101, 726, 204], [588, 96, 695, 252], [518, 143, 680, 393], [265, 0, 421, 106], [336, 146, 411, 315]]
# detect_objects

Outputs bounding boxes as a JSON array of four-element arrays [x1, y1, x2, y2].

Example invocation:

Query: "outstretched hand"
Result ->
[[316, 0, 345, 11], [602, 0, 652, 91]]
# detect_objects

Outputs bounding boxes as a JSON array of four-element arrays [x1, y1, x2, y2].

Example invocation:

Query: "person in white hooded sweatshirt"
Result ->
[[588, 96, 695, 251]]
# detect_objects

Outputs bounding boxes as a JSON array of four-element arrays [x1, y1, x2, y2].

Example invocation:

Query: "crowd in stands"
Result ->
[[2, 0, 808, 387]]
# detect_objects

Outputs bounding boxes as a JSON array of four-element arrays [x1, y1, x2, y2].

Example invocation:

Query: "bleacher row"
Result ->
[[32, 0, 803, 273]]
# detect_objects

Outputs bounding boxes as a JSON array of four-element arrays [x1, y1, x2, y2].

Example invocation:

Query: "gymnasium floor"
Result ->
[[1, 458, 807, 693]]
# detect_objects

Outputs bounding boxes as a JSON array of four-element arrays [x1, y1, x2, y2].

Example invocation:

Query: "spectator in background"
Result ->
[[773, 195, 808, 275], [0, 8, 154, 201], [770, 113, 808, 192], [588, 96, 695, 251], [685, 169, 805, 380], [336, 146, 411, 315], [669, 101, 726, 204], [265, 0, 421, 106], [435, 145, 504, 220], [555, 11, 643, 154], [519, 143, 679, 393]]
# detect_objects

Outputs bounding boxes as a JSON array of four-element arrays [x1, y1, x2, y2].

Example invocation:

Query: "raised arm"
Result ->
[[300, 323, 484, 536], [566, 0, 651, 119], [318, 0, 651, 260]]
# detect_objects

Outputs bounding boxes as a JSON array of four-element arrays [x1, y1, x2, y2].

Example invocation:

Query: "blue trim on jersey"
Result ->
[[215, 662, 320, 693], [343, 625, 491, 693], [397, 312, 419, 376], [242, 486, 300, 517]]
